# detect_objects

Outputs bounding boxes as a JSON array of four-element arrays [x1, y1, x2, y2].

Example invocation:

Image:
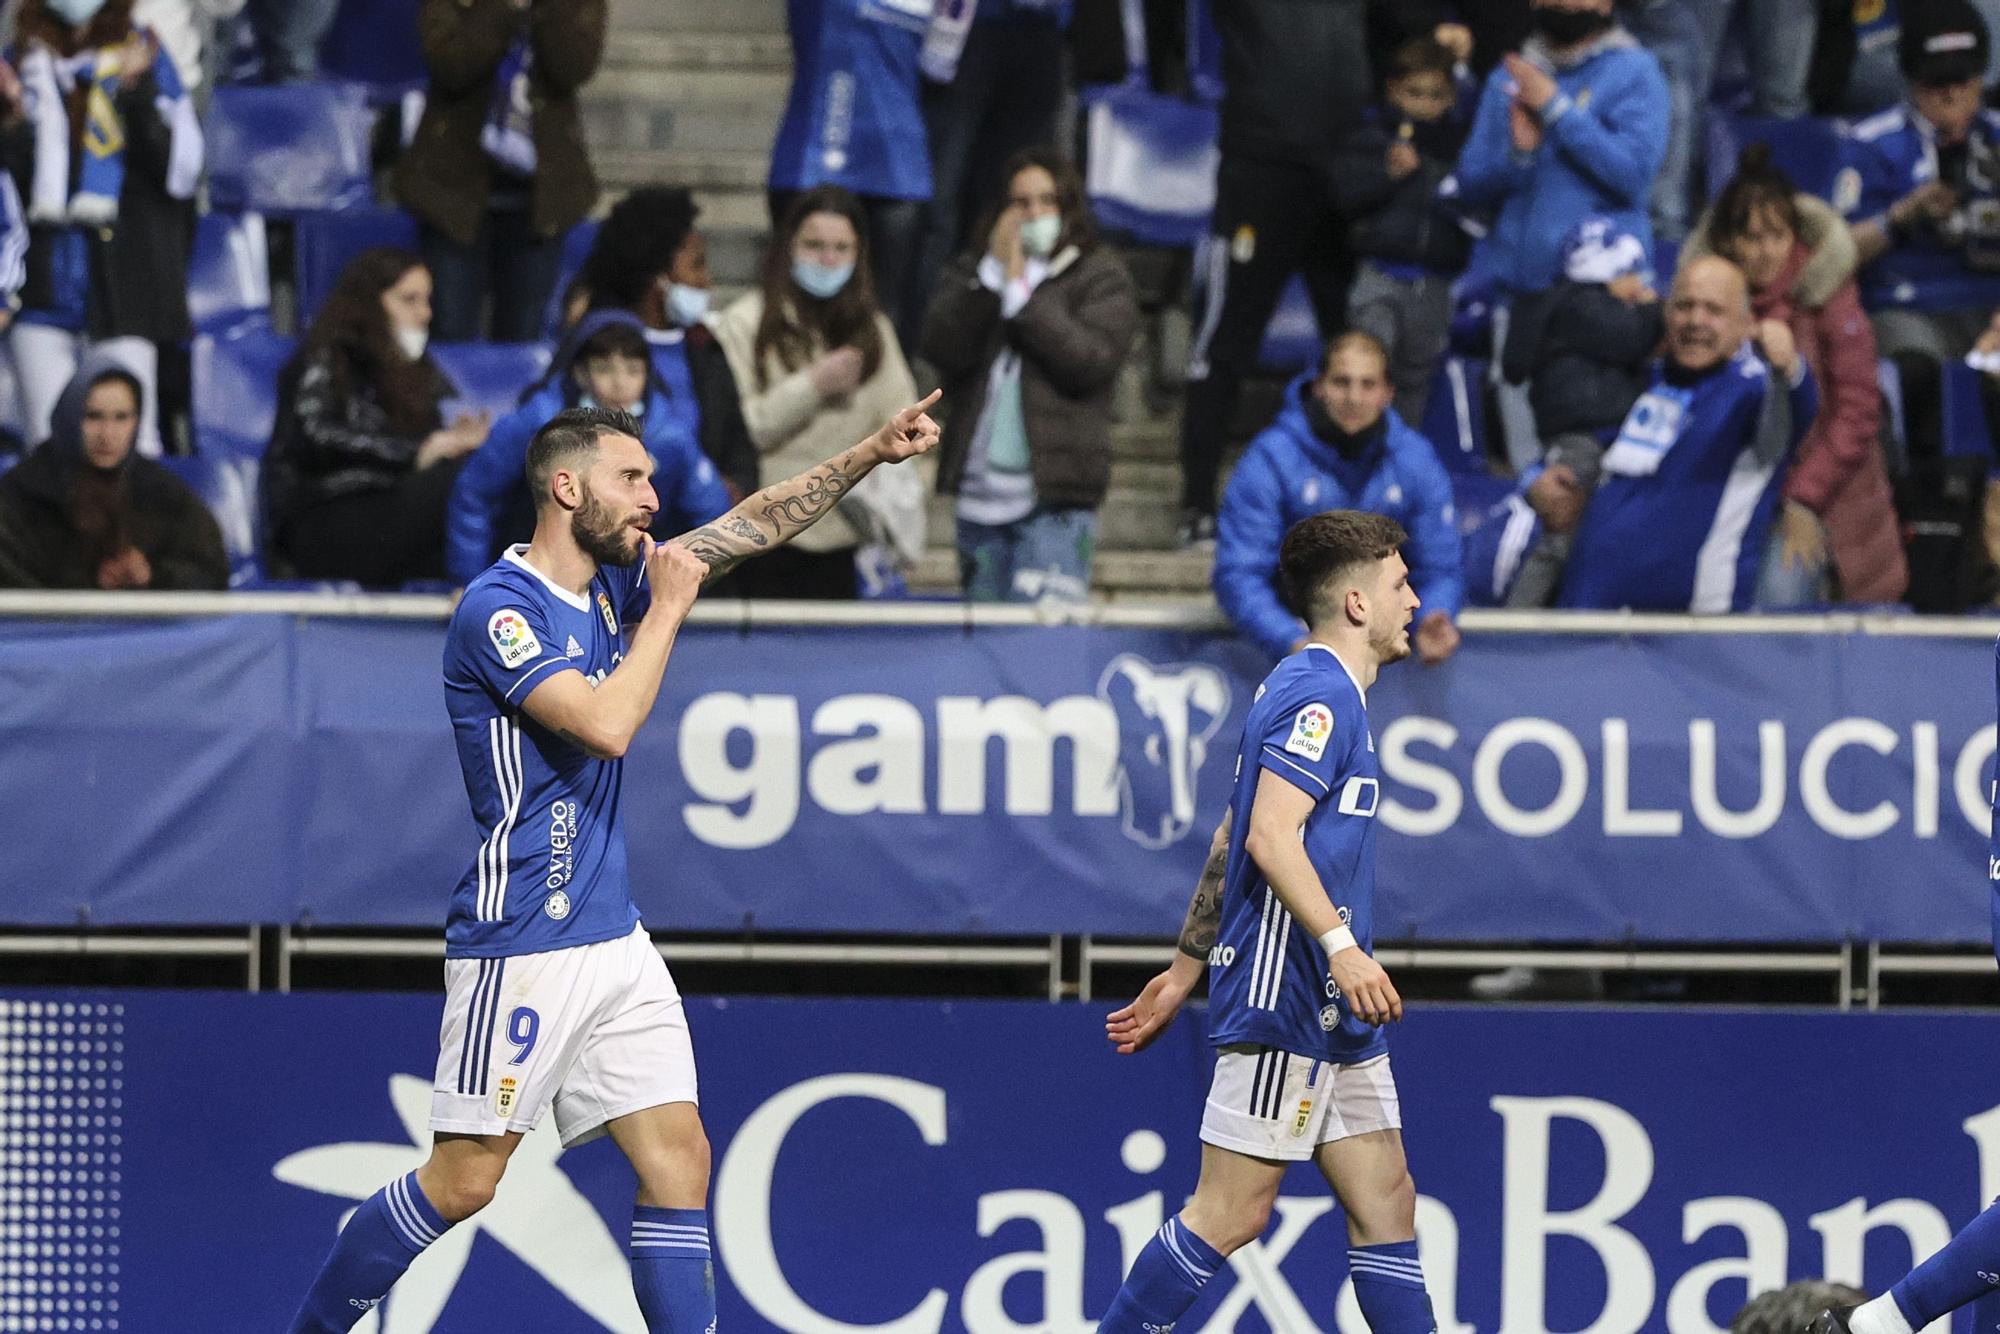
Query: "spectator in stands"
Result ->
[[226, 0, 334, 83], [396, 0, 606, 344], [1733, 1281, 1867, 1334], [1559, 255, 1819, 611], [0, 352, 224, 589], [133, 0, 244, 93], [263, 247, 488, 587], [569, 186, 760, 503], [770, 0, 930, 343], [1689, 144, 1907, 606], [715, 186, 923, 600], [1214, 330, 1464, 661], [921, 148, 1139, 604], [1846, 1, 2000, 498], [1339, 34, 1477, 427], [4, 0, 202, 458], [1807, 0, 2000, 114], [445, 311, 731, 587], [1455, 0, 1669, 471], [1499, 217, 1664, 606], [1174, 2, 1468, 545]]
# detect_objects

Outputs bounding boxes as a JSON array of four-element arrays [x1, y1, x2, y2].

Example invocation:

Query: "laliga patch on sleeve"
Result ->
[[487, 608, 543, 669], [1285, 703, 1334, 761]]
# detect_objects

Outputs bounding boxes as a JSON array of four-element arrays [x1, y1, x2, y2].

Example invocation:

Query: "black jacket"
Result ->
[[1501, 281, 1664, 440], [263, 347, 453, 528], [1337, 110, 1474, 272]]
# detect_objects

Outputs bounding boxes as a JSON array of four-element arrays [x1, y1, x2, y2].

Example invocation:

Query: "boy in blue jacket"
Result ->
[[1214, 331, 1463, 663], [446, 312, 732, 586]]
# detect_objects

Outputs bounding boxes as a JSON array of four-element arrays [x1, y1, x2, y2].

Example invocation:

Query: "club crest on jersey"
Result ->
[[1292, 1095, 1314, 1137], [487, 609, 541, 669], [544, 890, 572, 921], [494, 1074, 520, 1119], [1285, 703, 1333, 761], [596, 591, 617, 637], [1319, 1005, 1340, 1031]]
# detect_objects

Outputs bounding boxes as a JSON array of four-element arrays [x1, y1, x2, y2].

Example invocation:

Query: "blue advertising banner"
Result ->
[[1, 615, 1994, 942], [17, 989, 2000, 1333]]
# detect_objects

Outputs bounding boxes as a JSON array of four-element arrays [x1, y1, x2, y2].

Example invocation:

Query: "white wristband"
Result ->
[[1318, 925, 1356, 957]]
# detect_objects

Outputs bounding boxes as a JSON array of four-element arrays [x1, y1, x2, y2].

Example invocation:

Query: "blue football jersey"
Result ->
[[1208, 644, 1387, 1064], [440, 547, 654, 958], [769, 0, 932, 201], [1990, 635, 1999, 967]]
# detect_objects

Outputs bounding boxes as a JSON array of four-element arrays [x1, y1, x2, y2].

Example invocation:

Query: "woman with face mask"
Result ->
[[712, 185, 920, 599], [262, 247, 490, 587], [4, 0, 203, 458], [919, 147, 1140, 605]]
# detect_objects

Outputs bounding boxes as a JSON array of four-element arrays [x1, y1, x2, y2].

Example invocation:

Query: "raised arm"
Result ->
[[1105, 810, 1232, 1055], [669, 390, 941, 583]]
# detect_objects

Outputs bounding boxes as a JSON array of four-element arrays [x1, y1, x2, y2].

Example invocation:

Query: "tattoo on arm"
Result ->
[[1176, 836, 1229, 961], [672, 448, 867, 583]]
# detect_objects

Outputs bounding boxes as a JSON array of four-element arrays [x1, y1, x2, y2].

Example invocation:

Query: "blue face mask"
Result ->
[[48, 0, 107, 25], [791, 259, 855, 300], [663, 281, 711, 328]]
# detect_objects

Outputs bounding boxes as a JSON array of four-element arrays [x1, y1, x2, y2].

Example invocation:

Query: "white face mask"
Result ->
[[395, 325, 429, 361], [662, 280, 711, 328], [1020, 214, 1062, 258]]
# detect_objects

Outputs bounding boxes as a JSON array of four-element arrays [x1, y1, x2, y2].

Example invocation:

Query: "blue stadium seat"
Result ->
[[188, 211, 271, 334], [1187, 0, 1224, 104], [1417, 356, 1492, 475], [428, 342, 553, 422], [293, 208, 420, 326], [1081, 84, 1219, 247], [1705, 114, 1857, 206], [1940, 358, 1994, 465], [318, 0, 426, 89], [205, 82, 377, 215], [540, 220, 601, 339], [1255, 275, 1320, 375], [192, 325, 297, 460], [158, 454, 263, 586]]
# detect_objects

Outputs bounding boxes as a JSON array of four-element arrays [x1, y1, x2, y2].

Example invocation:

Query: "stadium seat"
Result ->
[[205, 82, 377, 215], [540, 220, 602, 339], [1081, 84, 1220, 247], [1705, 114, 1857, 206], [192, 325, 297, 460], [1417, 357, 1492, 475], [187, 212, 272, 334], [1940, 359, 1995, 465], [1255, 275, 1320, 375], [158, 453, 263, 586], [1187, 0, 1224, 104], [429, 342, 553, 422], [318, 0, 427, 89], [293, 208, 421, 326]]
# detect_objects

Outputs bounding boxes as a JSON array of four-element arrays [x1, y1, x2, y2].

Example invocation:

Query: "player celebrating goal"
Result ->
[[288, 394, 941, 1333], [1098, 510, 1438, 1334]]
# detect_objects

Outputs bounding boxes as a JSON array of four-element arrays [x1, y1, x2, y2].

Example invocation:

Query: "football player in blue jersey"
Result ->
[[288, 392, 941, 1333], [1099, 509, 1438, 1334], [1809, 634, 2000, 1334]]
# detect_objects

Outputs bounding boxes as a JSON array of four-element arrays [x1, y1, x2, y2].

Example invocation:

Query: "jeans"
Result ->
[[421, 210, 567, 345], [768, 190, 927, 347], [957, 506, 1097, 604], [1754, 523, 1832, 607]]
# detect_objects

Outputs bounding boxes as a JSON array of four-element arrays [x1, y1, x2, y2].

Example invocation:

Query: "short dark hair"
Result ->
[[1279, 510, 1408, 624], [525, 407, 643, 507], [1387, 35, 1456, 82], [1320, 329, 1391, 378], [575, 187, 700, 312], [572, 320, 653, 369]]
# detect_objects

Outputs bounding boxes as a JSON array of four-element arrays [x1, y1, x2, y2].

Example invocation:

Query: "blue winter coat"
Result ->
[[1454, 30, 1669, 298], [1214, 377, 1464, 660]]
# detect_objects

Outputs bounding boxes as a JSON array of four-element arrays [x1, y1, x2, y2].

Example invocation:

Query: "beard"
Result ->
[[1370, 618, 1412, 665], [571, 484, 643, 567]]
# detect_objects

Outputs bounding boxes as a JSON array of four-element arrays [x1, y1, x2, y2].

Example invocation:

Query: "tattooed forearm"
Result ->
[[1176, 827, 1230, 961], [759, 457, 858, 528], [672, 446, 871, 583], [721, 515, 768, 547]]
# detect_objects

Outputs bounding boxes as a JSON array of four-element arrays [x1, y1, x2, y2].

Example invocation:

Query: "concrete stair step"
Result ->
[[585, 73, 788, 157], [599, 31, 792, 73], [904, 546, 1214, 598], [921, 485, 1179, 553], [609, 0, 786, 36]]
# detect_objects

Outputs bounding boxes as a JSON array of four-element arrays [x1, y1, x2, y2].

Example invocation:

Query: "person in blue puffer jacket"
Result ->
[[444, 309, 731, 586], [1214, 331, 1464, 664], [1453, 0, 1669, 470]]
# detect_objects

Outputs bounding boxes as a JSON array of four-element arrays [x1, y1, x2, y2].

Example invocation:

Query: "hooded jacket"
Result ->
[[0, 354, 225, 589], [1214, 375, 1464, 660], [444, 310, 733, 585], [1455, 28, 1669, 297], [1685, 194, 1907, 604]]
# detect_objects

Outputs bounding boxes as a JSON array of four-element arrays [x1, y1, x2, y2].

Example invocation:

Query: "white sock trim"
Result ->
[[1849, 1294, 1914, 1334]]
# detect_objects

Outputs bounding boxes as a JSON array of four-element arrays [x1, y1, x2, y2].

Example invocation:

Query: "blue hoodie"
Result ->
[[445, 311, 734, 587], [1214, 375, 1464, 660], [1453, 28, 1669, 298]]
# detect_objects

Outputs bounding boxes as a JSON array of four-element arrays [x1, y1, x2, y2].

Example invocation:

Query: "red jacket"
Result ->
[[1689, 195, 1907, 604]]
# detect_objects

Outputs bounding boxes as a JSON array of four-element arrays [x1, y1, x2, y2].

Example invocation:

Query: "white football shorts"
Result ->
[[1199, 1046, 1401, 1162], [429, 922, 697, 1148]]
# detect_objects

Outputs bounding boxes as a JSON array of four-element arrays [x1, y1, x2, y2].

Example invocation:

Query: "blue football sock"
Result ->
[[1868, 1196, 2000, 1332], [1348, 1241, 1437, 1334], [630, 1206, 716, 1333], [1099, 1214, 1226, 1332], [289, 1171, 448, 1333]]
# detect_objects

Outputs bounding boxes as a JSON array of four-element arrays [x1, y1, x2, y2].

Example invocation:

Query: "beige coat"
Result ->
[[713, 292, 918, 553]]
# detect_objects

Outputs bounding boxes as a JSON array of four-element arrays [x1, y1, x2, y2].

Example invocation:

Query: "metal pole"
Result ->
[[1078, 935, 1093, 1004], [277, 925, 292, 994], [246, 925, 261, 994], [1048, 934, 1063, 1003]]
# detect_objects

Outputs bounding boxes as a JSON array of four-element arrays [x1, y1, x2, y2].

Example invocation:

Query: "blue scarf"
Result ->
[[20, 37, 198, 227], [480, 34, 536, 177]]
